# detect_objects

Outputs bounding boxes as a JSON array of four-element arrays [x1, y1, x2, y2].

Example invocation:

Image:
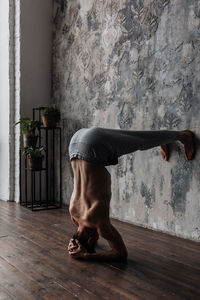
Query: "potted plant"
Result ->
[[24, 146, 44, 171], [15, 117, 41, 148], [41, 105, 61, 128]]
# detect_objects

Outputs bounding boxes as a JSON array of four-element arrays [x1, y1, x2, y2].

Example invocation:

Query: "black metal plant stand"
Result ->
[[20, 107, 62, 211]]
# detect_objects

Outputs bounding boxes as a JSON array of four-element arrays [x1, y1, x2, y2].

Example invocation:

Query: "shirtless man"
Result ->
[[67, 128, 195, 261]]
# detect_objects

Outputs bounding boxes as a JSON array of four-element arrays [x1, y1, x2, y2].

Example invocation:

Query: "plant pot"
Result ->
[[42, 115, 57, 128], [27, 157, 43, 171], [23, 134, 38, 148]]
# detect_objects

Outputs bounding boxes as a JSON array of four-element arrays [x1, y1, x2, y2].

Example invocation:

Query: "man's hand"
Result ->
[[67, 238, 87, 259]]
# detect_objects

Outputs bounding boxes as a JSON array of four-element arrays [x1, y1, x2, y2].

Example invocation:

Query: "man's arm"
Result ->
[[84, 222, 128, 262], [68, 223, 128, 262]]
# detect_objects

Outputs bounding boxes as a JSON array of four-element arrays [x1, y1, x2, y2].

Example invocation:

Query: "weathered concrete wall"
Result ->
[[53, 0, 200, 241]]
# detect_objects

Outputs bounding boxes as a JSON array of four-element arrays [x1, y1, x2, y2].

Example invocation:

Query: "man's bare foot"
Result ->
[[179, 130, 195, 160], [160, 144, 169, 161]]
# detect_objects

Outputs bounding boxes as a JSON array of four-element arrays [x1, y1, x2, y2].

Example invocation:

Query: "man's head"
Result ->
[[72, 227, 99, 253]]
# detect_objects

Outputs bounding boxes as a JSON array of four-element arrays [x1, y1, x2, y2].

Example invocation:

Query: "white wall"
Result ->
[[0, 1, 10, 201], [21, 0, 52, 117]]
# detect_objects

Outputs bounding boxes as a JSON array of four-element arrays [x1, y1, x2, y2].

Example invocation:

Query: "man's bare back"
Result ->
[[68, 129, 195, 261], [69, 158, 128, 261], [69, 159, 111, 227]]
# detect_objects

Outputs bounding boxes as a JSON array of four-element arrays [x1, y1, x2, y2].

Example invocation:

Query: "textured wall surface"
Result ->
[[53, 0, 200, 241]]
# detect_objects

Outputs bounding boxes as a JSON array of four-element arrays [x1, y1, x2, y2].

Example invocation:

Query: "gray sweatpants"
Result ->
[[68, 127, 180, 166]]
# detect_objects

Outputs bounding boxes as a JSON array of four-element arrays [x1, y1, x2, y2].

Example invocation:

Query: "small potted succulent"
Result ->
[[23, 146, 44, 171], [41, 105, 61, 128], [15, 117, 41, 148]]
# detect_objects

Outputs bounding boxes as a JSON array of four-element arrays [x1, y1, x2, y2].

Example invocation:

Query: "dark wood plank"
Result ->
[[0, 286, 14, 300]]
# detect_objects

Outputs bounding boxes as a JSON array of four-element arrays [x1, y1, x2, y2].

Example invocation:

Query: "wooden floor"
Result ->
[[0, 200, 199, 300]]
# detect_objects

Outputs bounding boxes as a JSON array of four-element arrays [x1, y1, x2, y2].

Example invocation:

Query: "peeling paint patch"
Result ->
[[159, 175, 165, 194], [76, 16, 82, 29], [60, 0, 67, 13], [116, 161, 126, 178], [140, 182, 155, 209], [62, 24, 70, 35], [170, 156, 193, 214], [117, 102, 134, 129], [87, 10, 99, 31]]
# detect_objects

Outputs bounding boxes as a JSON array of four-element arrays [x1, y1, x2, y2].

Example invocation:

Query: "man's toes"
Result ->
[[160, 145, 169, 161]]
